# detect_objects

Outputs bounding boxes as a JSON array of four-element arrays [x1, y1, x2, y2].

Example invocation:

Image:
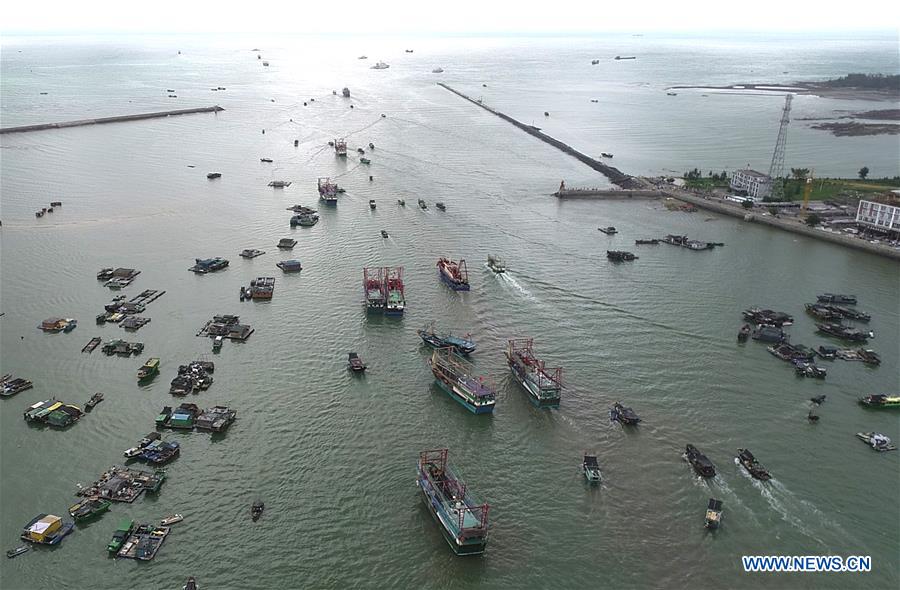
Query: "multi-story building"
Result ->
[[729, 169, 773, 199], [856, 200, 900, 235]]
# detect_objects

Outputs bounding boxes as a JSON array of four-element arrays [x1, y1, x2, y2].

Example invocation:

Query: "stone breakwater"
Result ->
[[0, 106, 225, 134]]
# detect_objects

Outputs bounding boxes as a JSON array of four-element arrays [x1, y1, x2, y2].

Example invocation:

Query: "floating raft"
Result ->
[[117, 524, 170, 560], [196, 315, 253, 340], [77, 466, 166, 503], [82, 337, 102, 353]]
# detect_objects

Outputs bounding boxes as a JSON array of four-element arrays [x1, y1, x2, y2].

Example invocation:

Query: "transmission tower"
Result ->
[[767, 94, 792, 200]]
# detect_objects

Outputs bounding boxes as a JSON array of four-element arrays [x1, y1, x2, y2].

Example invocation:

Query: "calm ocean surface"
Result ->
[[1, 33, 898, 589]]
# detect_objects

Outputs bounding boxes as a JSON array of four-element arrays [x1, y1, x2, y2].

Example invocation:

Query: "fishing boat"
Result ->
[[736, 448, 771, 481], [6, 546, 29, 558], [816, 293, 857, 305], [381, 230, 389, 238], [597, 226, 618, 234], [68, 497, 112, 522], [582, 454, 602, 483], [348, 352, 367, 373], [816, 323, 872, 342], [591, 59, 600, 65], [371, 61, 390, 69], [432, 68, 444, 73], [858, 394, 900, 409], [277, 238, 297, 249], [360, 157, 371, 165], [435, 202, 446, 211], [487, 255, 506, 273], [1, 377, 34, 398], [505, 339, 563, 407], [276, 259, 303, 273], [609, 402, 641, 425], [184, 577, 198, 590], [430, 348, 496, 414], [416, 449, 489, 555], [333, 139, 347, 158], [751, 325, 785, 343], [160, 514, 184, 526], [107, 519, 135, 553], [737, 323, 751, 342], [793, 360, 826, 378], [614, 56, 636, 60], [291, 213, 319, 226], [82, 336, 102, 353], [856, 432, 896, 452], [743, 308, 793, 326], [260, 158, 273, 163], [601, 152, 614, 158], [268, 180, 291, 188], [705, 499, 723, 529], [418, 199, 427, 209], [342, 87, 351, 97], [369, 199, 376, 208], [363, 267, 385, 313], [635, 239, 659, 245], [251, 501, 264, 522], [318, 177, 339, 204], [85, 393, 104, 410], [137, 358, 160, 382], [206, 172, 221, 179], [684, 444, 716, 478], [20, 515, 75, 545], [384, 267, 405, 316], [437, 258, 469, 291], [418, 323, 476, 355], [212, 336, 223, 352], [398, 199, 406, 206], [607, 250, 638, 261]]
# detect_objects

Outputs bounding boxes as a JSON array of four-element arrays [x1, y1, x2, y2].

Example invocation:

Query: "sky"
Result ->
[[1, 0, 899, 34]]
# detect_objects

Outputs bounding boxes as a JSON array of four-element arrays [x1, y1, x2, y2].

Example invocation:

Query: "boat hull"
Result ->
[[434, 379, 495, 415], [508, 364, 560, 407], [439, 270, 470, 291], [417, 478, 487, 555]]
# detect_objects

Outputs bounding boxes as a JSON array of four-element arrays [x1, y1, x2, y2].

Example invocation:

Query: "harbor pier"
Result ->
[[438, 83, 643, 189], [0, 106, 224, 134]]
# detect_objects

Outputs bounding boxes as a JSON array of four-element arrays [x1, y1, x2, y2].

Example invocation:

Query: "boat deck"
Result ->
[[117, 525, 170, 560]]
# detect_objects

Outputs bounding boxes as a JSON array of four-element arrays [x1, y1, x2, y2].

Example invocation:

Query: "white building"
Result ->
[[730, 169, 773, 199], [856, 200, 900, 234]]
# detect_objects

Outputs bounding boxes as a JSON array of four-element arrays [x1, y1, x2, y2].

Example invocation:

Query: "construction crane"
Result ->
[[768, 94, 793, 201]]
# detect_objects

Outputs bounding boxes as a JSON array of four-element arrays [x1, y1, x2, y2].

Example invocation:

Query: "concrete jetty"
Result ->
[[0, 106, 224, 134], [438, 83, 642, 189], [555, 188, 666, 199]]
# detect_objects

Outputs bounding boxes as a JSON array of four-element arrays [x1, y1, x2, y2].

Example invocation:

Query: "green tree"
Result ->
[[858, 166, 869, 180], [806, 213, 821, 227], [791, 168, 810, 180], [741, 199, 754, 209]]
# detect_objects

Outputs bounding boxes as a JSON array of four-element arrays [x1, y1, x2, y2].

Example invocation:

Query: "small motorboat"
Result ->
[[684, 444, 716, 478], [160, 514, 184, 526], [6, 545, 29, 559], [397, 199, 405, 206], [737, 323, 751, 342], [432, 68, 444, 73], [435, 202, 446, 211], [598, 226, 617, 234], [251, 501, 264, 522], [368, 143, 375, 150], [601, 152, 613, 158], [583, 454, 602, 483], [487, 254, 506, 273], [207, 172, 221, 179], [260, 158, 273, 163], [369, 199, 376, 209], [381, 230, 389, 238], [357, 147, 365, 154], [610, 402, 641, 425], [418, 199, 427, 209], [348, 352, 367, 373], [810, 395, 827, 405], [212, 336, 224, 352], [856, 432, 896, 452], [85, 393, 104, 410], [240, 286, 247, 301], [184, 576, 198, 590], [360, 157, 371, 165], [737, 448, 771, 481], [704, 498, 723, 529]]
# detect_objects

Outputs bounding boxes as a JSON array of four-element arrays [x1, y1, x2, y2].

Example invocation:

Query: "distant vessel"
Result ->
[[358, 55, 368, 60], [416, 449, 489, 555], [505, 339, 563, 407], [342, 87, 350, 97], [348, 352, 367, 373], [487, 254, 506, 273], [598, 226, 617, 234], [614, 56, 636, 60], [429, 348, 496, 414], [318, 177, 339, 205], [607, 250, 638, 262], [432, 68, 444, 73], [591, 59, 599, 65], [333, 138, 348, 158], [371, 61, 390, 70], [437, 258, 469, 291], [856, 432, 896, 451], [583, 454, 602, 483]]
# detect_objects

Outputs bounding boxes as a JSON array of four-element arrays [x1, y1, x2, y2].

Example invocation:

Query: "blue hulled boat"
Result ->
[[417, 323, 476, 355], [416, 449, 489, 555], [437, 258, 469, 291], [430, 348, 495, 414]]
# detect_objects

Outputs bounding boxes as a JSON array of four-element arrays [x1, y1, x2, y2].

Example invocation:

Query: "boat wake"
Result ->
[[490, 269, 537, 302], [733, 458, 830, 547]]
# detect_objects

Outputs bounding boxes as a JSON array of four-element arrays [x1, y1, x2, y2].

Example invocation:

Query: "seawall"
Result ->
[[664, 191, 900, 261], [438, 83, 642, 189], [0, 106, 225, 134]]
